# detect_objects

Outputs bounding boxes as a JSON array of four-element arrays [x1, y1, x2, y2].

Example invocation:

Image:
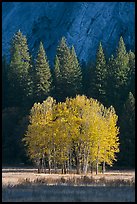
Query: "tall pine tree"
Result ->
[[106, 54, 116, 106], [2, 55, 9, 108], [55, 37, 72, 101], [92, 42, 107, 104], [118, 92, 135, 167], [8, 30, 33, 107], [115, 37, 129, 88], [113, 36, 130, 113], [70, 46, 83, 96], [34, 42, 52, 102], [54, 37, 82, 101], [87, 62, 96, 98], [53, 55, 62, 101], [128, 50, 135, 95]]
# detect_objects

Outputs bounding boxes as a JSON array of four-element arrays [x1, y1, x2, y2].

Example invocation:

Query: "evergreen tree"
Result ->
[[8, 30, 33, 107], [54, 37, 83, 101], [53, 55, 62, 101], [55, 37, 72, 100], [2, 55, 9, 108], [80, 59, 88, 96], [87, 62, 96, 98], [92, 42, 107, 104], [118, 92, 135, 167], [113, 36, 129, 112], [115, 37, 129, 88], [29, 54, 35, 104], [2, 107, 28, 164], [106, 54, 116, 106], [34, 42, 52, 102], [70, 46, 83, 95], [9, 45, 24, 105], [128, 50, 135, 95]]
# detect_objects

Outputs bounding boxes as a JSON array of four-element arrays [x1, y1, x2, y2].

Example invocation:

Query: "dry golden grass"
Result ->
[[2, 168, 135, 186]]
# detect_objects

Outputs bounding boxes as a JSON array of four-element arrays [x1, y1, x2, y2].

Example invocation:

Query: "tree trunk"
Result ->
[[91, 163, 93, 174], [53, 146, 56, 173], [76, 149, 81, 174], [38, 158, 42, 173], [67, 159, 69, 174], [64, 162, 67, 174], [83, 154, 88, 174], [42, 155, 46, 173], [48, 158, 51, 174], [83, 148, 89, 174], [77, 166, 80, 174], [102, 161, 105, 174], [83, 162, 88, 174], [38, 167, 40, 174], [96, 162, 98, 175], [96, 144, 100, 175], [43, 160, 46, 174], [48, 162, 51, 174], [62, 166, 64, 174], [54, 162, 57, 173], [76, 159, 81, 174]]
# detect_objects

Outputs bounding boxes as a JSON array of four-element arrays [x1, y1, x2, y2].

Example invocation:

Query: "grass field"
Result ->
[[2, 167, 135, 202]]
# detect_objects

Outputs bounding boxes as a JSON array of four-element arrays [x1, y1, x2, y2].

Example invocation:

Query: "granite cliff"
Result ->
[[2, 2, 135, 64]]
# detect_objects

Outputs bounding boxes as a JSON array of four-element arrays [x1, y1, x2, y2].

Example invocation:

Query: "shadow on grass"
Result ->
[[2, 184, 135, 202]]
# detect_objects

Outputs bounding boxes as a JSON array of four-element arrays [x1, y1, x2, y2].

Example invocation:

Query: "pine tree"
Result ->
[[53, 55, 62, 101], [8, 30, 33, 107], [55, 37, 72, 100], [128, 50, 135, 95], [80, 60, 89, 96], [29, 54, 35, 105], [2, 55, 9, 108], [114, 36, 129, 112], [106, 54, 116, 106], [54, 37, 83, 101], [9, 44, 24, 105], [70, 46, 83, 96], [119, 92, 135, 167], [93, 42, 107, 104], [34, 42, 52, 102], [115, 37, 129, 88], [87, 62, 96, 98]]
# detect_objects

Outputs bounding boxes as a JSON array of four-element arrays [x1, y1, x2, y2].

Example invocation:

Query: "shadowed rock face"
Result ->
[[2, 2, 135, 64]]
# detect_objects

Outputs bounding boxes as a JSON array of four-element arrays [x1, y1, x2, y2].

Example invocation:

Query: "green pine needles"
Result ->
[[34, 42, 52, 102]]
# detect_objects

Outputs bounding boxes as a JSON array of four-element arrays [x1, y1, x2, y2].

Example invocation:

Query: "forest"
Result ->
[[2, 31, 135, 170]]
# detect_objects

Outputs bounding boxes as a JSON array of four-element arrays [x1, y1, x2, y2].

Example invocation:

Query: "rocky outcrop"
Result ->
[[2, 2, 135, 64]]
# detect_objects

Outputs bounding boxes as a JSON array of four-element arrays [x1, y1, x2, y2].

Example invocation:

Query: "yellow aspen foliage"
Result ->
[[23, 95, 120, 174]]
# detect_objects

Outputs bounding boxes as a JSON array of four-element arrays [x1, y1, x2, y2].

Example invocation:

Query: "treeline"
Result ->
[[23, 95, 119, 174], [2, 30, 135, 167], [2, 32, 83, 108]]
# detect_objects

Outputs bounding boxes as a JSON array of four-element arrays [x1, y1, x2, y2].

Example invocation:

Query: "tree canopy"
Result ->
[[23, 95, 119, 174]]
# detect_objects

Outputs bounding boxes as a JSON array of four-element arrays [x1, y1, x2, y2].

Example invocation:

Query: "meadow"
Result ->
[[2, 168, 135, 202]]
